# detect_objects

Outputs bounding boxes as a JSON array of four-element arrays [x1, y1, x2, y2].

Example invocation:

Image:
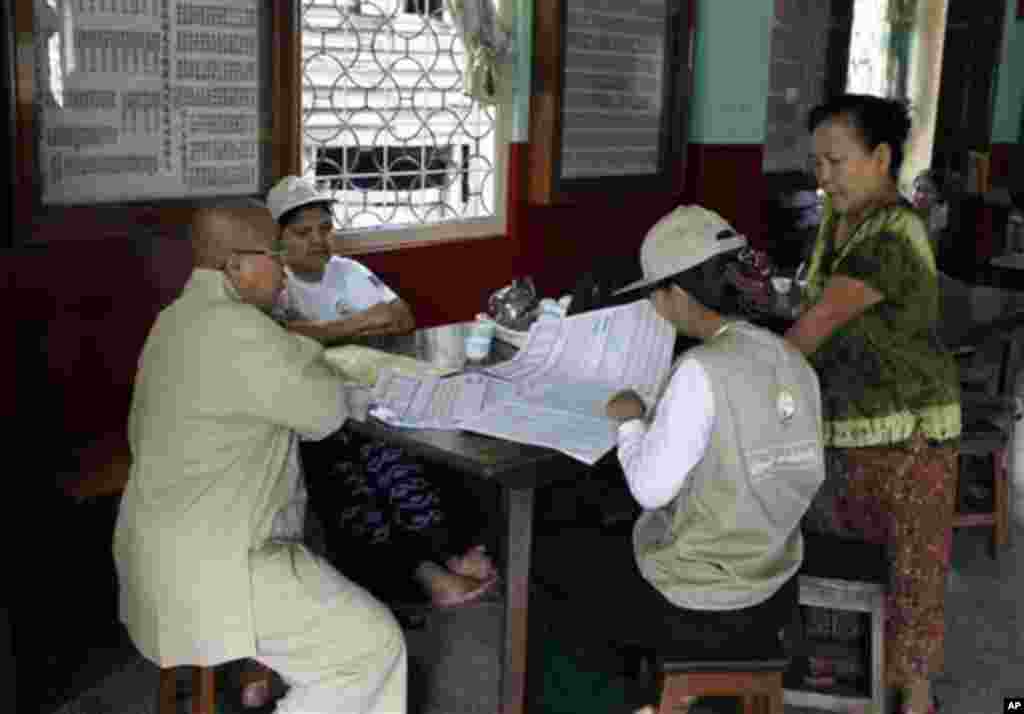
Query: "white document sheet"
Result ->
[[369, 300, 675, 464], [370, 370, 515, 429], [485, 300, 674, 414], [461, 398, 620, 464]]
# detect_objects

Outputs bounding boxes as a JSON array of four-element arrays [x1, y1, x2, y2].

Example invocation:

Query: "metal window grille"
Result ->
[[301, 0, 498, 232]]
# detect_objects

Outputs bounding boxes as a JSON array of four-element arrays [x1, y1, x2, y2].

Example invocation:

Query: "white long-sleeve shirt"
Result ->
[[616, 357, 714, 510]]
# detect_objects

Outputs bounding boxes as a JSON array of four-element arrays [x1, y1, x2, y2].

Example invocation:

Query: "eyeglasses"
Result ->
[[234, 247, 286, 262]]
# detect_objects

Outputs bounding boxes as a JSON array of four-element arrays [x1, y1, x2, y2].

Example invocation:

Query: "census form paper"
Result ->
[[368, 300, 674, 463], [461, 300, 675, 463], [370, 371, 517, 430], [484, 299, 674, 415]]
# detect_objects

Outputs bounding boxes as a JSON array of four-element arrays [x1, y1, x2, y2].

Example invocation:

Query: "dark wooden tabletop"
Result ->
[[345, 418, 583, 489]]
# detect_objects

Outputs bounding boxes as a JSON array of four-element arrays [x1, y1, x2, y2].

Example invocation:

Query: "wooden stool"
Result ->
[[955, 390, 1016, 558], [655, 658, 787, 714], [158, 666, 216, 714], [647, 580, 797, 714], [785, 534, 889, 714], [158, 662, 273, 714]]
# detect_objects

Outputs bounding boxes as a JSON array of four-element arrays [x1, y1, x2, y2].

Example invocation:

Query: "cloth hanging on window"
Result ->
[[885, 0, 917, 100], [445, 0, 513, 105], [887, 0, 917, 27]]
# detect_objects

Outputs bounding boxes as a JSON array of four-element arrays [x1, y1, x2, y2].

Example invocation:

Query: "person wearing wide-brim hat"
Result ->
[[546, 205, 826, 714]]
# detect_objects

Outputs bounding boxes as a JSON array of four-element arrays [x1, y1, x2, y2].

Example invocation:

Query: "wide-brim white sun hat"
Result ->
[[613, 205, 747, 296], [267, 176, 336, 222]]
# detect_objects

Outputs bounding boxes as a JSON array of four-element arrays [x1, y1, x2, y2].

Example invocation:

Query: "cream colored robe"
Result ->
[[114, 269, 348, 667]]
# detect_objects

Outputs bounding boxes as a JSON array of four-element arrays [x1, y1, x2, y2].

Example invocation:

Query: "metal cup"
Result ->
[[422, 327, 467, 370]]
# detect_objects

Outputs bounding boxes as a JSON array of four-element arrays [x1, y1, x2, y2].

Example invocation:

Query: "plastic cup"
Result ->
[[537, 297, 563, 322], [465, 319, 496, 362]]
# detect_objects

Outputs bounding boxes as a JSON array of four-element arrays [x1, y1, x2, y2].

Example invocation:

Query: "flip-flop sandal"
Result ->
[[434, 574, 499, 609]]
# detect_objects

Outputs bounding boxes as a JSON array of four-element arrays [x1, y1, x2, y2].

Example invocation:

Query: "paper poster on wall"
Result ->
[[33, 0, 264, 205], [559, 0, 667, 180]]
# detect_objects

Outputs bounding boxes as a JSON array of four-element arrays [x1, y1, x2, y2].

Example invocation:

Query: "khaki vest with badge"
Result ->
[[633, 322, 825, 611]]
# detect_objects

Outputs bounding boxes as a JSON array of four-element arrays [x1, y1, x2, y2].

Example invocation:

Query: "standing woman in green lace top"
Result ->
[[785, 95, 961, 714]]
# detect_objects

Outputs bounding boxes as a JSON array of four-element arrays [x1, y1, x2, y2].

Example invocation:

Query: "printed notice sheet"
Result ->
[[369, 300, 675, 464], [34, 0, 263, 204]]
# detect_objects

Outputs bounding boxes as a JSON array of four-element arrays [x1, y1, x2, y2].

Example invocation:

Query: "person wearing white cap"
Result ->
[[263, 176, 498, 619], [265, 175, 415, 340], [542, 206, 826, 713]]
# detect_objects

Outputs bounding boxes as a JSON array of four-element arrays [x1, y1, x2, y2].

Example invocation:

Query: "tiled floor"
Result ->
[[45, 519, 1024, 714]]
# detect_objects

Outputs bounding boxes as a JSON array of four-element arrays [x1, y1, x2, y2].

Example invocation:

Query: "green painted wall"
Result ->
[[519, 0, 1024, 147], [515, 0, 776, 145], [688, 0, 775, 144], [992, 0, 1024, 143]]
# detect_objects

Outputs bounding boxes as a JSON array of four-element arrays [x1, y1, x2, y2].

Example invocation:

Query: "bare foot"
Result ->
[[446, 545, 497, 581], [239, 662, 273, 709], [241, 680, 270, 709], [416, 561, 497, 608]]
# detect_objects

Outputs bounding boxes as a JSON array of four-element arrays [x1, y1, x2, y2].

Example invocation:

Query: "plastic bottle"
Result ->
[[1011, 371, 1024, 528]]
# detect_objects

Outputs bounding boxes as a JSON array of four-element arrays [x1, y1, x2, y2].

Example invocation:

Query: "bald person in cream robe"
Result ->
[[113, 203, 406, 714]]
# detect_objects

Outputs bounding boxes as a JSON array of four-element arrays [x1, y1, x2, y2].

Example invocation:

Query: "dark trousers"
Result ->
[[300, 428, 482, 603]]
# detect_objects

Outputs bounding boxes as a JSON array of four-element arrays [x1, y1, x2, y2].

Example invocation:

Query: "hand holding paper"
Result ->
[[606, 390, 646, 422]]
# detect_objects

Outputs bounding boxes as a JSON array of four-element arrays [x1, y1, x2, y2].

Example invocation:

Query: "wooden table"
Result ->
[[939, 272, 1024, 352], [347, 325, 587, 714]]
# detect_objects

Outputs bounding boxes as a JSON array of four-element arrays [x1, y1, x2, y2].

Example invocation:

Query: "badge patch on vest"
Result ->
[[777, 390, 796, 422]]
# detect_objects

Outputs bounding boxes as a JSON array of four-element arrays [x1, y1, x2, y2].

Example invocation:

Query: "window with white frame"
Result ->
[[301, 0, 504, 241]]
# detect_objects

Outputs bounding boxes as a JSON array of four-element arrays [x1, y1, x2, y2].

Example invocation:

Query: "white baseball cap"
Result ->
[[266, 175, 335, 222], [614, 205, 747, 296]]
